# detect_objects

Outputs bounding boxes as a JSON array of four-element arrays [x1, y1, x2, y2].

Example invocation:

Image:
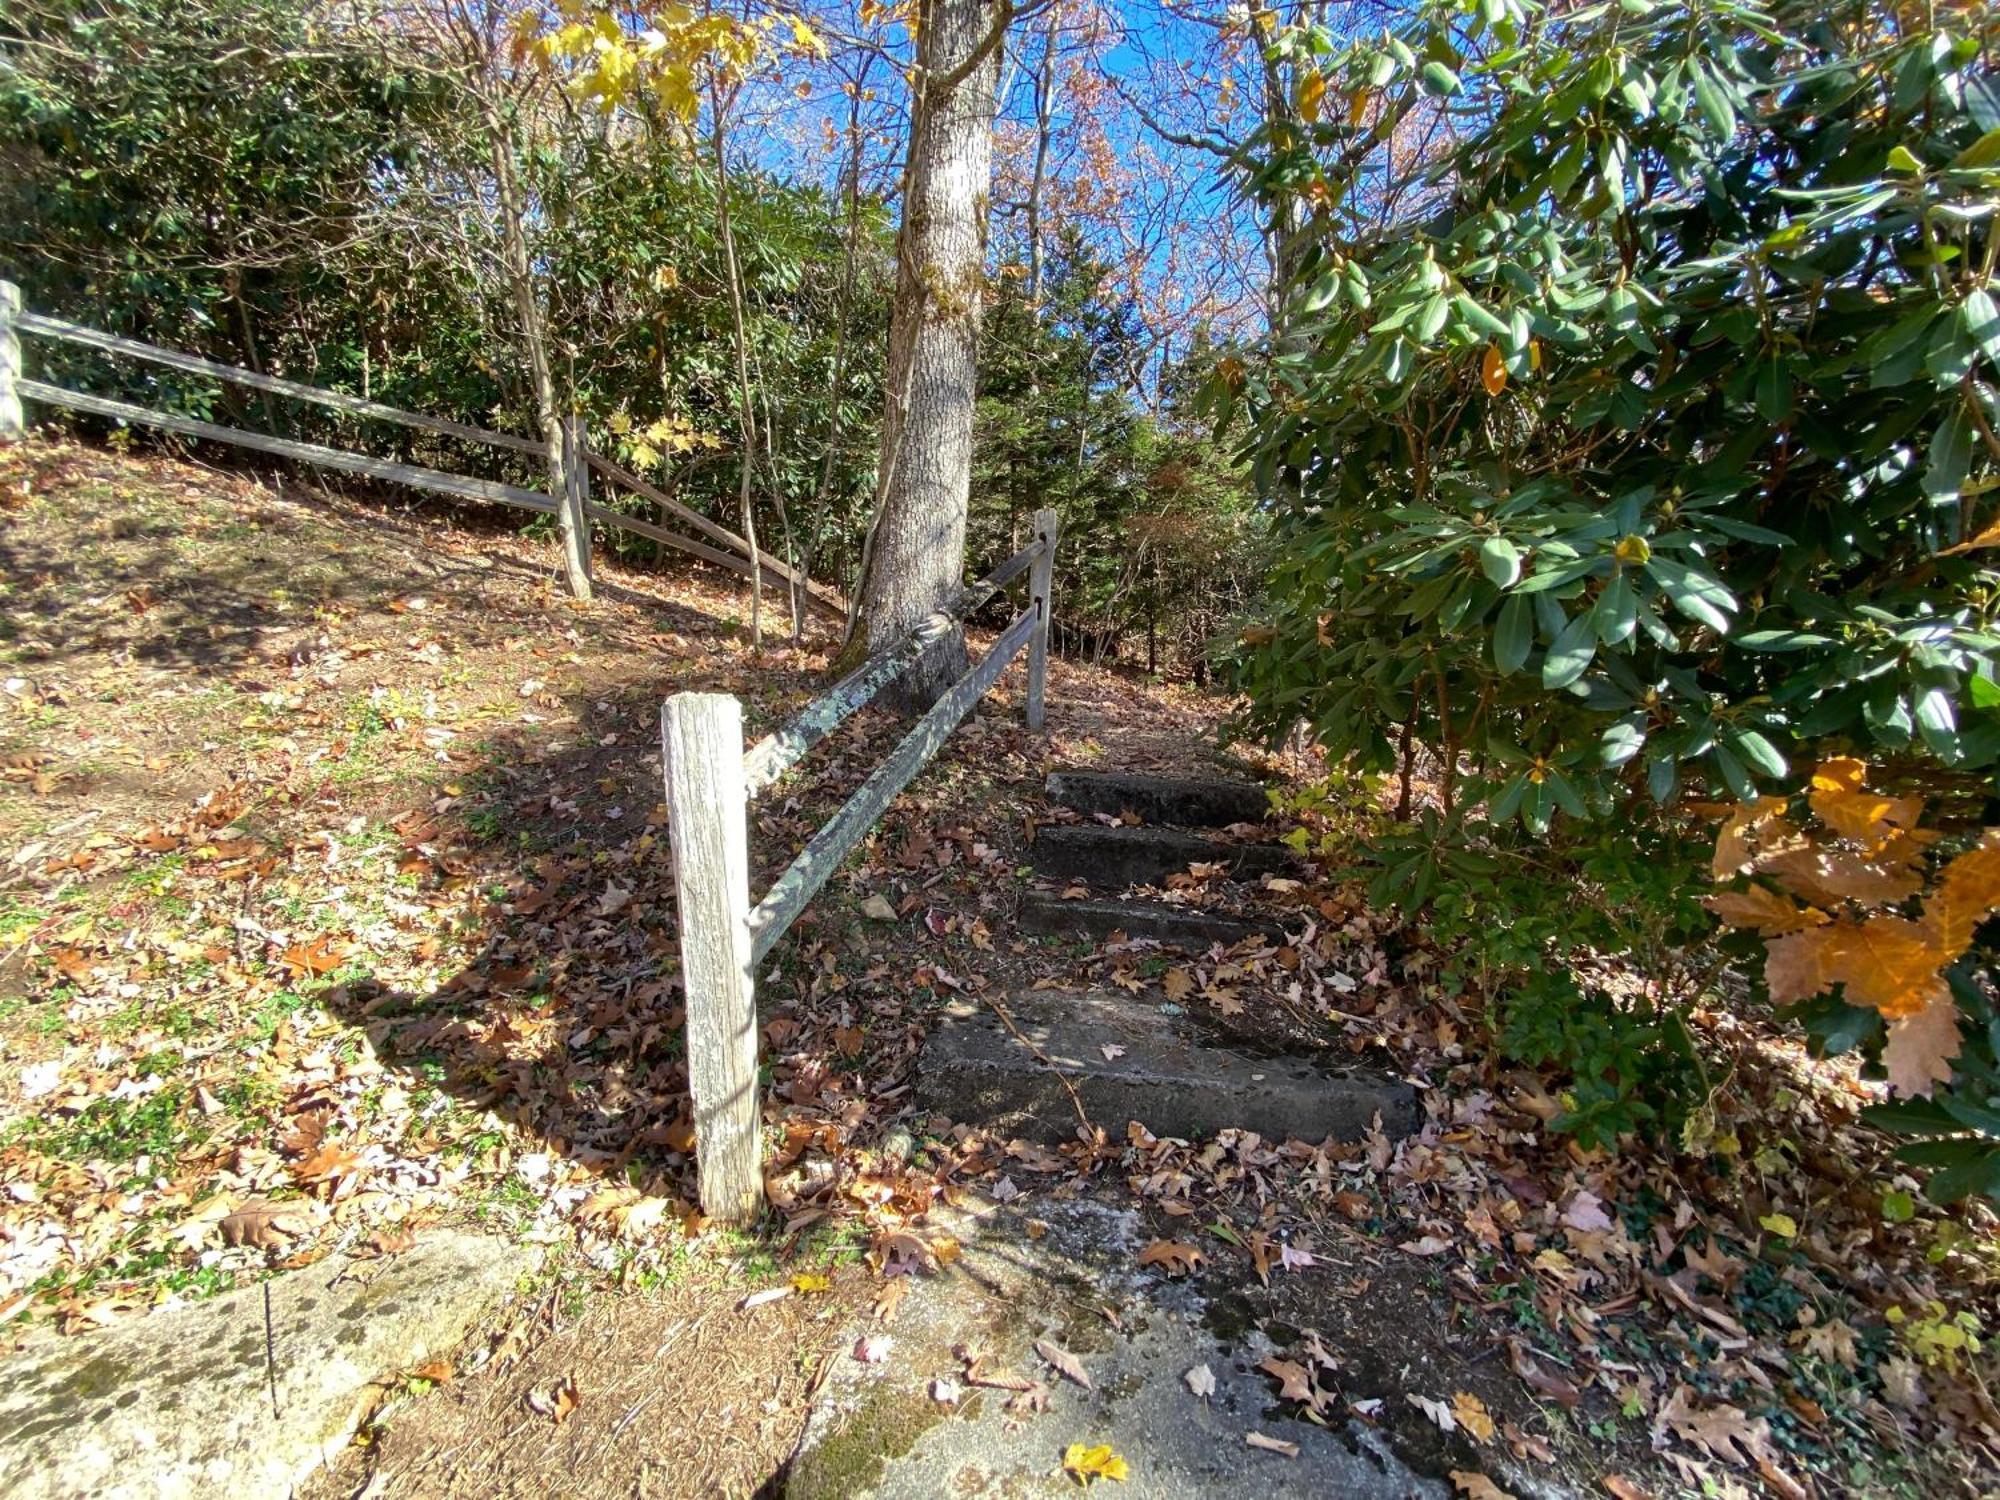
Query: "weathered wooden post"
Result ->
[[660, 692, 762, 1226], [1, 281, 23, 444], [1026, 506, 1059, 731], [557, 413, 594, 602]]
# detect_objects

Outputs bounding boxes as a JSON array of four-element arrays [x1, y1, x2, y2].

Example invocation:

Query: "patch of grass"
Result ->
[[103, 999, 202, 1040], [0, 895, 50, 947], [796, 1218, 869, 1273], [4, 1082, 193, 1170]]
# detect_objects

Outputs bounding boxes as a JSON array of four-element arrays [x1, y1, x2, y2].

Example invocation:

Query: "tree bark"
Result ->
[[854, 0, 1010, 709], [1025, 6, 1059, 313], [710, 85, 763, 646], [485, 110, 587, 600]]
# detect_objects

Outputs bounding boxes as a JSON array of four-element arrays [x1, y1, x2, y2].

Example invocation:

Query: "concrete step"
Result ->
[[788, 1197, 1450, 1500], [1030, 823, 1299, 890], [916, 989, 1417, 1147], [1018, 891, 1286, 949], [1047, 768, 1269, 828]]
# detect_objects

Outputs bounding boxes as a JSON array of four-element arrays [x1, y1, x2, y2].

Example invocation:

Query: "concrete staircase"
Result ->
[[1027, 769, 1299, 945], [917, 770, 1417, 1147]]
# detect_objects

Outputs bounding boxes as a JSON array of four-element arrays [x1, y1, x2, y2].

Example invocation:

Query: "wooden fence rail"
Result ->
[[663, 509, 1060, 1224], [0, 280, 844, 614]]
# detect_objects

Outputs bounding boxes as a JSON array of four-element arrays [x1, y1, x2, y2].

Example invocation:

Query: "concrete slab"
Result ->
[[1031, 824, 1299, 890], [0, 1230, 533, 1500], [1017, 892, 1286, 949], [786, 1198, 1450, 1500], [1046, 770, 1270, 829], [915, 990, 1418, 1146]]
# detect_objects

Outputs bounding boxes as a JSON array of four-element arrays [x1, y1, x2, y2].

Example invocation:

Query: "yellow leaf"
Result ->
[[1808, 758, 1924, 853], [1451, 1390, 1496, 1443], [1710, 796, 1792, 878], [1942, 514, 2000, 553], [1297, 69, 1326, 123], [788, 15, 827, 55], [1062, 1442, 1129, 1485], [1480, 344, 1507, 396], [1757, 841, 1926, 907], [1758, 1213, 1797, 1239], [790, 1272, 831, 1293]]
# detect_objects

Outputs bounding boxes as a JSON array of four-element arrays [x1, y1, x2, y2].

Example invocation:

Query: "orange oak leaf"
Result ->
[[1704, 884, 1828, 936], [1711, 796, 1792, 879], [1756, 842, 1923, 907], [1763, 918, 1942, 1019], [1923, 830, 2000, 957], [1137, 1240, 1206, 1276], [1881, 993, 1964, 1098], [1807, 758, 1924, 852]]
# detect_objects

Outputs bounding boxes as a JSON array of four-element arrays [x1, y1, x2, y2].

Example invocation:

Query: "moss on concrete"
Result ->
[[784, 1382, 957, 1500]]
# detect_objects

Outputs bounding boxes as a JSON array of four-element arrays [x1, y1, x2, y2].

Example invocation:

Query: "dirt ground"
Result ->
[[3, 438, 1996, 1500]]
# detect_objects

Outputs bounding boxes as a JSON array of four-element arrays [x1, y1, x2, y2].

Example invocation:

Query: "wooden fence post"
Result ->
[[661, 692, 762, 1227], [1027, 507, 1059, 731], [1, 282, 22, 444], [557, 413, 594, 602]]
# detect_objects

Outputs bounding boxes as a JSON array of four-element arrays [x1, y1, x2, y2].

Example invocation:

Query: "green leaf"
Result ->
[[1754, 356, 1792, 423], [1421, 61, 1463, 97], [1737, 629, 1833, 651], [1925, 409, 1973, 506], [1927, 319, 1978, 386], [1711, 742, 1753, 800], [1542, 611, 1597, 688], [1645, 556, 1736, 634], [1729, 729, 1787, 779], [1646, 754, 1678, 805], [1692, 61, 1735, 139], [1592, 571, 1638, 645], [1601, 718, 1646, 766], [1886, 144, 1924, 173], [1479, 535, 1522, 588], [1494, 594, 1533, 674], [1963, 289, 2000, 368]]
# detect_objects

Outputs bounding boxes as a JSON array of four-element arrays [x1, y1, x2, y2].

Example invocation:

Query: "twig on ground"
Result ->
[[981, 995, 1093, 1133]]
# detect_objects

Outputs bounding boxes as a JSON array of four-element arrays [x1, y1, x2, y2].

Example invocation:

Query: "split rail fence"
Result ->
[[0, 279, 841, 617], [663, 510, 1059, 1224], [0, 278, 1058, 1228]]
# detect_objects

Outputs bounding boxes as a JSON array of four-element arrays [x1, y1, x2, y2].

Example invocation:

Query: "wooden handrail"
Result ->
[[16, 310, 549, 456], [18, 380, 556, 513], [661, 507, 1061, 1224], [741, 534, 1046, 797], [747, 603, 1038, 961]]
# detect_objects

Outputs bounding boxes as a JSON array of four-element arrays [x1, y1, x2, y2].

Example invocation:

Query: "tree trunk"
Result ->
[[854, 0, 1010, 709], [1025, 6, 1058, 313], [486, 112, 587, 601], [710, 89, 763, 647]]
